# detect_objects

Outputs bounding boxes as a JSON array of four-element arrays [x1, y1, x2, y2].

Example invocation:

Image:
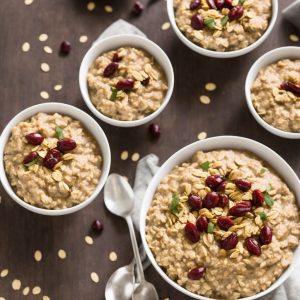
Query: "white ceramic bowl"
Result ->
[[140, 136, 300, 300], [79, 34, 174, 127], [245, 46, 300, 139], [0, 102, 111, 216], [167, 0, 278, 58]]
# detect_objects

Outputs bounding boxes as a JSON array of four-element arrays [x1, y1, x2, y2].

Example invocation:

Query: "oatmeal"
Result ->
[[87, 47, 168, 121], [4, 113, 102, 209], [146, 150, 300, 299], [174, 0, 272, 52], [251, 59, 300, 133]]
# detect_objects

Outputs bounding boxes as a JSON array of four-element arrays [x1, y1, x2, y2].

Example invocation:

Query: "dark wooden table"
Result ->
[[0, 0, 299, 299]]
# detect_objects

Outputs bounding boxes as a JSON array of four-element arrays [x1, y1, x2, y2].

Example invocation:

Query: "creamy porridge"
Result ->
[[174, 0, 272, 52], [87, 47, 168, 121], [146, 150, 300, 299], [4, 113, 102, 209], [251, 59, 300, 133]]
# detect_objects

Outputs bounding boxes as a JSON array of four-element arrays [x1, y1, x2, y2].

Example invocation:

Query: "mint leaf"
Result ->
[[170, 193, 180, 216], [55, 126, 64, 140], [239, 0, 246, 4], [259, 211, 267, 221], [221, 16, 229, 27], [264, 193, 274, 206], [24, 158, 38, 167], [260, 168, 266, 174], [204, 18, 215, 30], [200, 161, 210, 171], [207, 222, 214, 234], [110, 88, 118, 101]]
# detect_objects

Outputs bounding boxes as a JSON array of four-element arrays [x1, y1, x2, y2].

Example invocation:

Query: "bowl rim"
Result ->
[[0, 102, 111, 216], [245, 46, 300, 139], [79, 34, 174, 127], [166, 0, 278, 58], [140, 135, 300, 300]]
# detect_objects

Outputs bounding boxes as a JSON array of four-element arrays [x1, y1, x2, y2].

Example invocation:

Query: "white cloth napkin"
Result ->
[[282, 0, 300, 30]]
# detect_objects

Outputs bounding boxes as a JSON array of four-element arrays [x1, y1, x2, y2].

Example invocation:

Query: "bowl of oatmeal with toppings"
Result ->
[[140, 136, 300, 299], [246, 47, 300, 139], [79, 34, 174, 127], [167, 0, 278, 58], [0, 103, 111, 216]]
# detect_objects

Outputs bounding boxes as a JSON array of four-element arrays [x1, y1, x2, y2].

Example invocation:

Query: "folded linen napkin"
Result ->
[[282, 0, 300, 30]]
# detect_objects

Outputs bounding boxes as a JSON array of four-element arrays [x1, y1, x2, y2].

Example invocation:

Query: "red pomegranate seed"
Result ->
[[103, 62, 118, 77], [60, 41, 71, 55], [224, 0, 233, 7], [280, 81, 300, 96], [188, 194, 202, 211], [196, 216, 208, 232], [43, 148, 62, 169], [252, 189, 264, 207], [235, 179, 251, 192], [191, 14, 204, 30], [229, 202, 251, 216], [116, 79, 135, 91], [217, 216, 234, 231], [207, 0, 217, 9], [132, 1, 144, 14], [112, 53, 122, 62], [215, 181, 226, 192], [217, 194, 229, 208], [92, 220, 104, 234], [25, 133, 44, 145], [23, 151, 38, 164], [190, 0, 200, 10], [245, 237, 261, 256], [188, 266, 205, 280], [148, 123, 160, 138], [185, 223, 200, 243], [203, 192, 219, 209], [141, 77, 150, 86], [220, 233, 238, 250], [228, 5, 244, 20], [214, 0, 224, 9], [259, 226, 272, 245], [57, 138, 77, 152], [205, 175, 224, 190]]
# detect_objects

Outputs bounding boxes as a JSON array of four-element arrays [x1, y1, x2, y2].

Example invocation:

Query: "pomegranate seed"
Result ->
[[224, 0, 233, 7], [185, 223, 200, 243], [112, 52, 122, 62], [191, 14, 204, 30], [92, 220, 104, 234], [252, 189, 264, 207], [245, 237, 261, 256], [217, 194, 229, 208], [203, 192, 219, 209], [190, 0, 200, 10], [132, 1, 144, 14], [214, 0, 224, 9], [60, 41, 71, 55], [103, 62, 118, 77], [207, 0, 217, 9], [220, 233, 238, 250], [141, 77, 150, 86], [214, 181, 226, 192], [196, 216, 208, 232], [57, 138, 77, 152], [205, 175, 225, 190], [148, 124, 160, 138], [25, 133, 44, 145], [240, 201, 252, 207], [188, 194, 202, 211], [188, 266, 205, 280], [228, 5, 244, 21], [229, 202, 251, 216], [23, 151, 38, 164], [43, 148, 62, 169], [280, 81, 300, 96], [259, 226, 272, 245], [217, 216, 234, 231], [235, 179, 251, 192], [116, 79, 134, 91]]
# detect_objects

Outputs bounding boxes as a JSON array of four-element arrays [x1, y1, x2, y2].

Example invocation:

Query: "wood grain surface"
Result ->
[[0, 0, 299, 299]]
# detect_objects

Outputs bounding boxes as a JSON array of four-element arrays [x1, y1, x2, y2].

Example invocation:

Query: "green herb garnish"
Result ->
[[239, 0, 246, 4], [204, 18, 215, 30], [259, 211, 267, 221], [207, 222, 214, 234], [263, 193, 274, 206], [110, 88, 118, 101], [24, 158, 38, 167], [55, 126, 64, 140], [200, 161, 210, 171], [170, 193, 180, 216], [260, 168, 266, 174], [221, 16, 229, 27]]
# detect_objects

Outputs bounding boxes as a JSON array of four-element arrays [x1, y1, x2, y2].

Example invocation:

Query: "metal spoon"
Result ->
[[104, 174, 158, 300]]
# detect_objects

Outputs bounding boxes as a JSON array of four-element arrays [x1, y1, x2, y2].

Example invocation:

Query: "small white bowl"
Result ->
[[140, 136, 300, 300], [0, 102, 111, 216], [79, 34, 174, 127], [245, 46, 300, 139], [167, 0, 278, 58]]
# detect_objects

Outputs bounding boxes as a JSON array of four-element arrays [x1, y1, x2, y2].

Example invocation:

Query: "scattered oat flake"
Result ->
[[32, 286, 41, 295], [0, 297, 6, 300], [58, 249, 67, 259], [24, 0, 34, 5], [199, 95, 211, 104], [79, 35, 88, 43], [34, 250, 42, 262], [131, 152, 140, 162], [41, 63, 50, 72], [43, 296, 50, 300], [161, 22, 170, 30], [44, 46, 53, 54], [0, 269, 9, 278], [22, 42, 30, 52], [205, 82, 217, 91], [121, 150, 129, 161], [198, 131, 207, 140], [23, 287, 30, 295], [104, 5, 113, 13], [54, 84, 62, 91], [289, 34, 299, 43], [90, 272, 99, 283], [40, 91, 49, 100], [109, 251, 118, 262], [12, 279, 21, 290], [87, 2, 96, 11], [39, 34, 48, 42], [85, 235, 94, 245]]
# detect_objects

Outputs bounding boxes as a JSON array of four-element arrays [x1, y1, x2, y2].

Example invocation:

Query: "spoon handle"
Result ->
[[125, 216, 145, 282]]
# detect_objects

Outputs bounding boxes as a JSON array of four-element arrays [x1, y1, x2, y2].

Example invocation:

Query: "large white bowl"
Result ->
[[245, 46, 300, 139], [140, 136, 300, 300], [0, 103, 111, 216], [79, 34, 174, 127], [167, 0, 278, 58]]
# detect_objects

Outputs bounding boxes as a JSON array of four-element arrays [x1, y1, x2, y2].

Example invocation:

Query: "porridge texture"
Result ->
[[146, 150, 300, 299], [174, 0, 272, 51], [4, 113, 102, 209], [251, 59, 300, 133], [87, 47, 168, 121]]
